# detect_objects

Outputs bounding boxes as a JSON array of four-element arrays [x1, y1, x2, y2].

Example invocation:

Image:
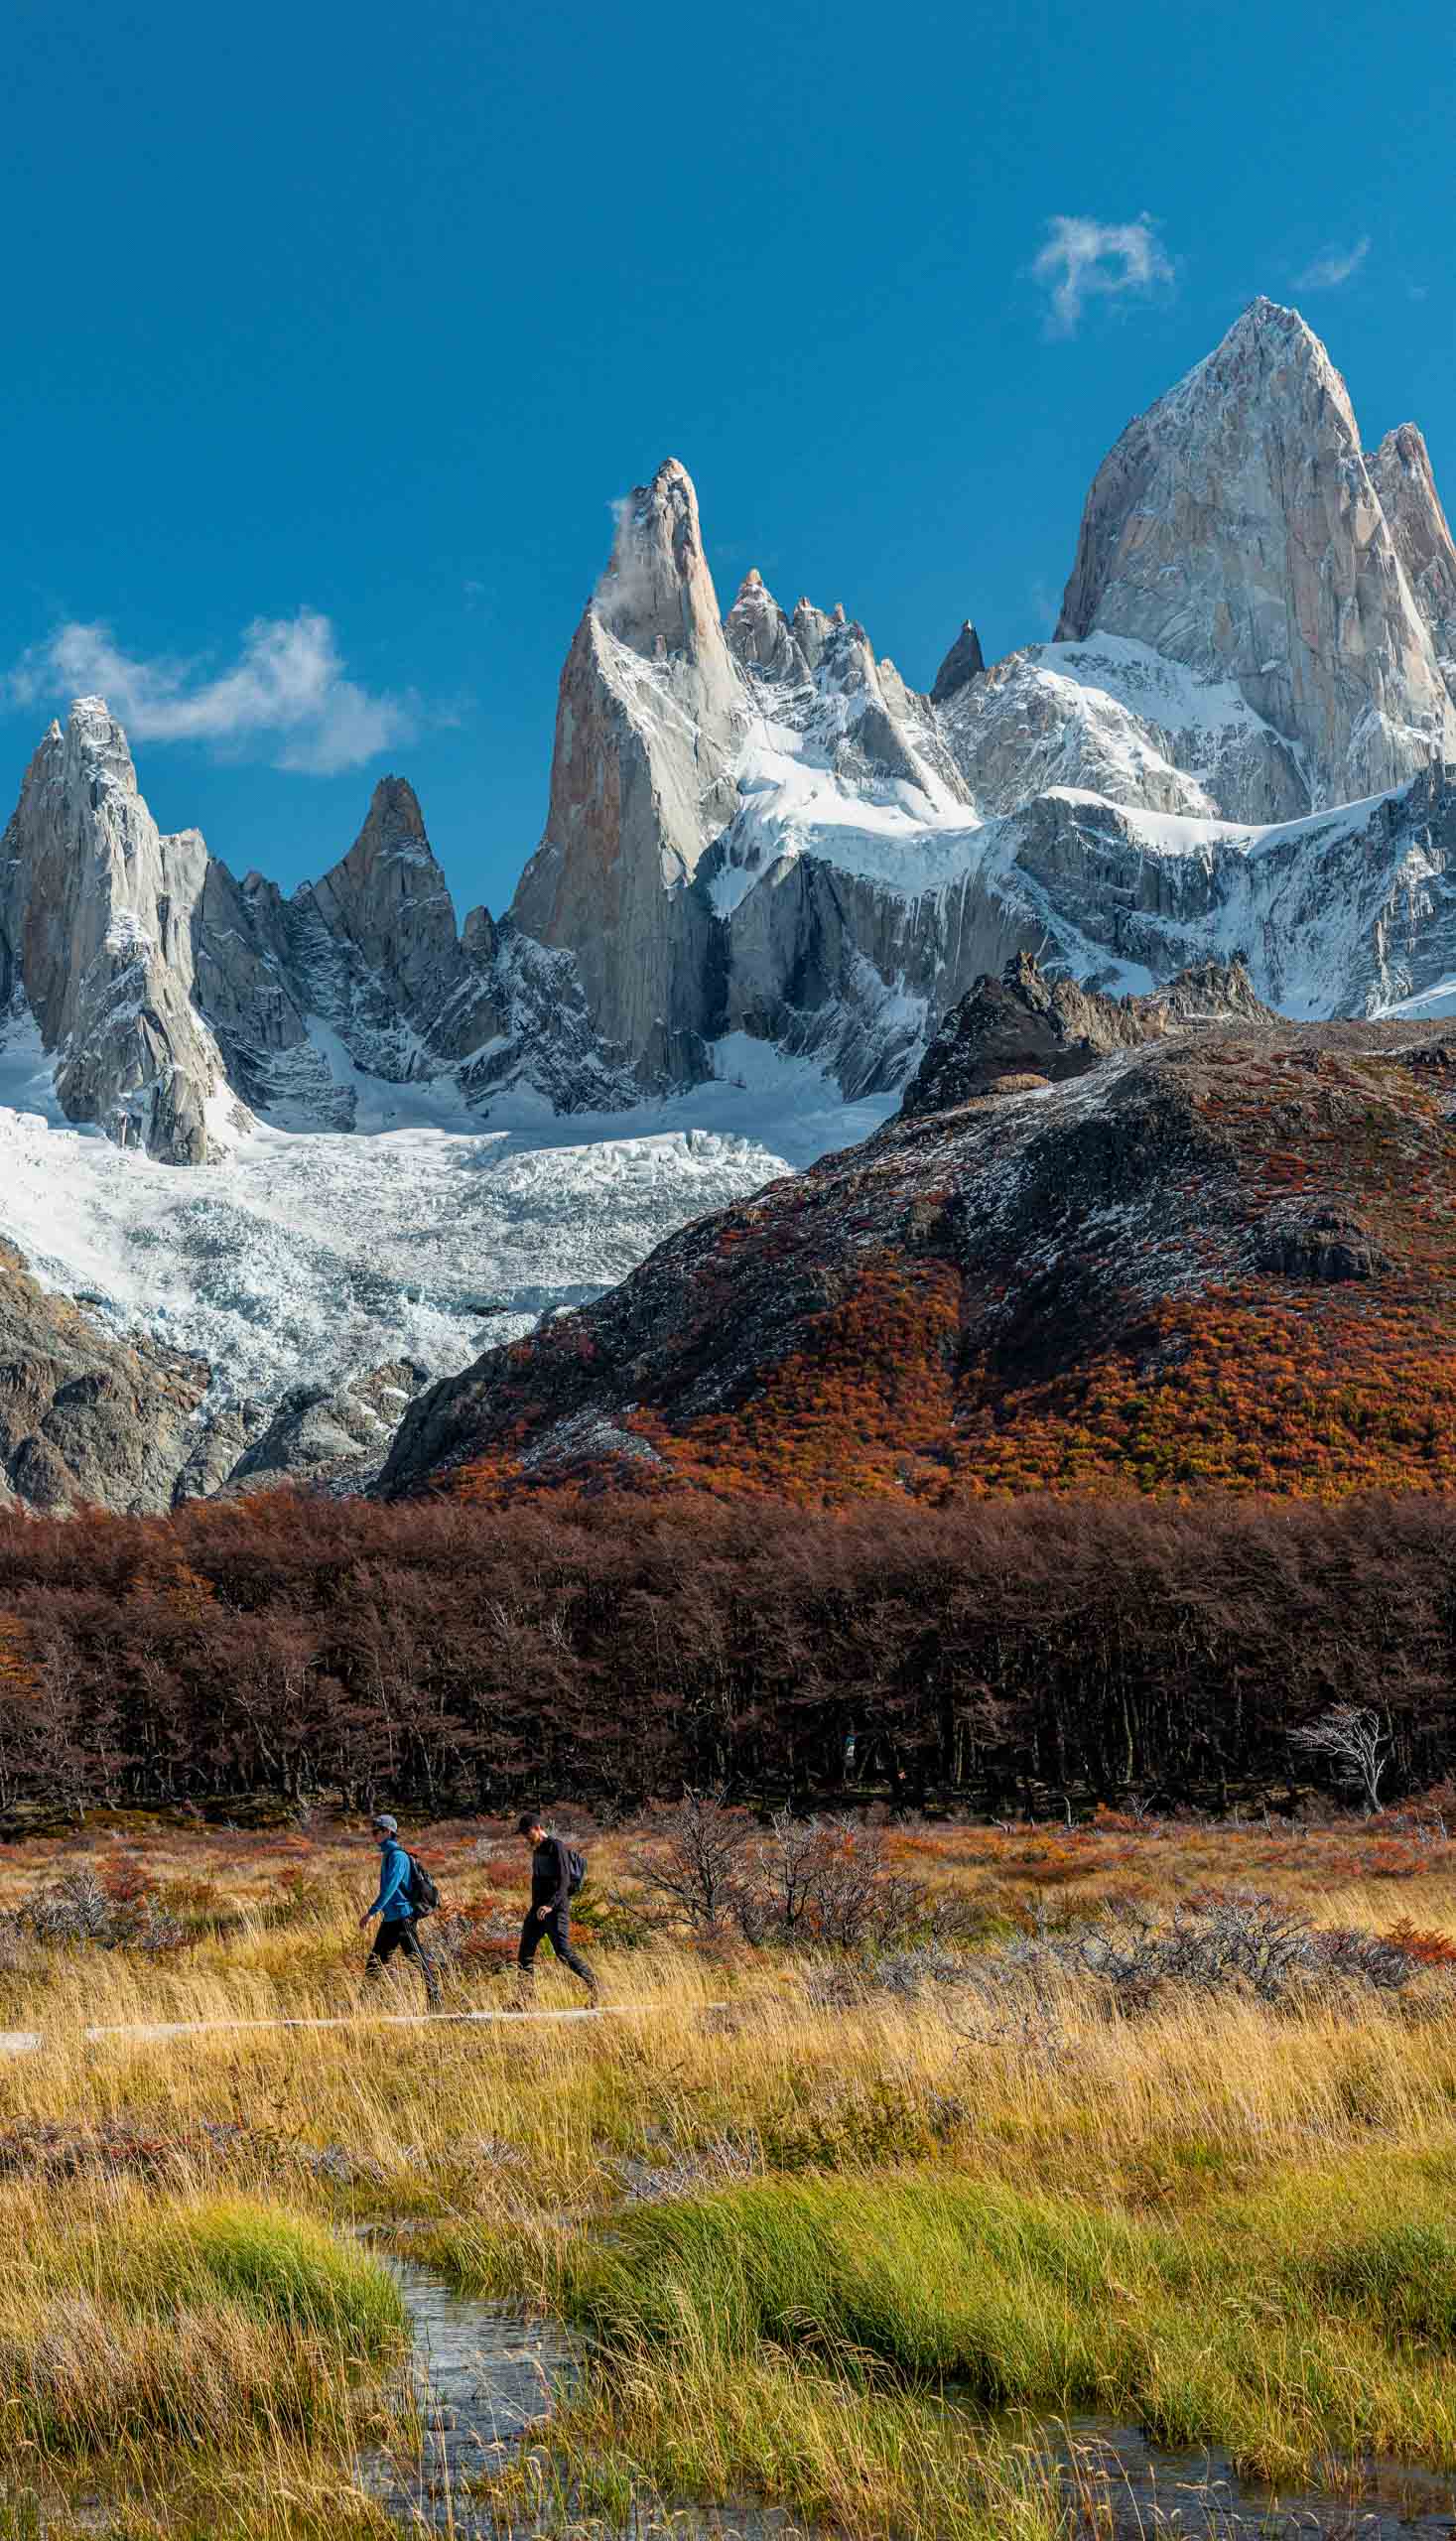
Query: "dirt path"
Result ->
[[0, 2002, 685, 2059]]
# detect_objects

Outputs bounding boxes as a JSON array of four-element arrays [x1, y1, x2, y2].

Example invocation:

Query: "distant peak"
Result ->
[[592, 452, 728, 666], [930, 619, 986, 707], [1212, 295, 1336, 376], [363, 773, 427, 838], [1243, 293, 1298, 327], [1376, 420, 1431, 465], [58, 696, 137, 786]]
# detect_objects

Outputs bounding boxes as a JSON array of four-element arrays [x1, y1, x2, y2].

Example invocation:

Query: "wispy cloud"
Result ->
[[1029, 576, 1061, 638], [1295, 236, 1370, 290], [1032, 213, 1173, 338], [5, 609, 418, 775]]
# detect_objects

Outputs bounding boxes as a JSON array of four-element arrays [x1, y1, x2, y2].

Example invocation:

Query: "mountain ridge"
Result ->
[[5, 295, 1456, 1171]]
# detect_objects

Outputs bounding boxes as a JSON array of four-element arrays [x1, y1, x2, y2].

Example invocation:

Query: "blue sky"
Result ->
[[3, 0, 1452, 918]]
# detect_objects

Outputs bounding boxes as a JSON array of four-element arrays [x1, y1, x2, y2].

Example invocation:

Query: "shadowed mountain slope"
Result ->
[[382, 959, 1456, 1506]]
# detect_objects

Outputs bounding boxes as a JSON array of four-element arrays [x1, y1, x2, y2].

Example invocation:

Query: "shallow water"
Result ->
[[371, 2253, 1456, 2538], [1036, 2414, 1456, 2537], [367, 2255, 804, 2538]]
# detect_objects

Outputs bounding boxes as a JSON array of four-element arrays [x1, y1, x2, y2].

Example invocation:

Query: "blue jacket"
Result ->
[[367, 1838, 412, 1922]]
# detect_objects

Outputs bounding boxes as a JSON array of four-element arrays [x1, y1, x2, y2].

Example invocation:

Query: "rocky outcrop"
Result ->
[[1370, 422, 1456, 686], [0, 1238, 214, 1513], [0, 702, 239, 1162], [0, 1233, 441, 1516], [286, 777, 503, 1080], [215, 1358, 433, 1496], [1257, 1204, 1391, 1283], [725, 570, 809, 682], [899, 953, 1275, 1116], [0, 711, 633, 1154], [940, 636, 1310, 824], [1055, 299, 1456, 806]]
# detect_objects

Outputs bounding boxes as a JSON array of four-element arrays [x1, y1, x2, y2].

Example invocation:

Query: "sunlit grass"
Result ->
[[2, 1814, 1456, 2533]]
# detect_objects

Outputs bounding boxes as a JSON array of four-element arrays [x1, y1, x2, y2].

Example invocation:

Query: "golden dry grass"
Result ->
[[1, 1809, 1455, 2536]]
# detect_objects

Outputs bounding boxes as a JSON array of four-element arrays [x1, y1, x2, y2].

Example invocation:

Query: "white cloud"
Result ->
[[5, 608, 417, 775], [1032, 213, 1173, 338], [1295, 236, 1371, 290]]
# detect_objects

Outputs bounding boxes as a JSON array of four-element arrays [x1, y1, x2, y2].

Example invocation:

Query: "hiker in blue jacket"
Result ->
[[514, 1811, 597, 2002], [360, 1812, 441, 2007]]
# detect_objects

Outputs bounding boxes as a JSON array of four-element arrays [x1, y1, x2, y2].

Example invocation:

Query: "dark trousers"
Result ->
[[366, 1914, 440, 2004], [518, 1904, 597, 1997]]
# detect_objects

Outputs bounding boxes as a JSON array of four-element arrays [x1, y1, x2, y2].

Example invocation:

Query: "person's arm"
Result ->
[[548, 1835, 571, 1911], [361, 1845, 409, 1924]]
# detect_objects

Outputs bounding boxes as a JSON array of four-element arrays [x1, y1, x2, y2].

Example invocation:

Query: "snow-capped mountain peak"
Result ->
[[1055, 297, 1456, 807]]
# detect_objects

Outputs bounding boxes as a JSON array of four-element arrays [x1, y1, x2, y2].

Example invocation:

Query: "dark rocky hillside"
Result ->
[[382, 957, 1456, 1506]]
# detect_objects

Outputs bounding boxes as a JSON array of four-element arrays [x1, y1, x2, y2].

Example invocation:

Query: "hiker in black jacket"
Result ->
[[514, 1812, 597, 2003]]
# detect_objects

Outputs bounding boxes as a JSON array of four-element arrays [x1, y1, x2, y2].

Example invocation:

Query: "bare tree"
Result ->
[[638, 1791, 752, 1932], [1289, 1703, 1391, 1813]]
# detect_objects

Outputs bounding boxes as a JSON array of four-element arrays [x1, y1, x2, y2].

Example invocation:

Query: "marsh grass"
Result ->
[[2, 1814, 1456, 2533], [535, 2159, 1456, 2481], [0, 2182, 404, 2462]]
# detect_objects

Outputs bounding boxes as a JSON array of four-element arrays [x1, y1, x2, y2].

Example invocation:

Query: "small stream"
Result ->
[[365, 2255, 804, 2537], [370, 2254, 1456, 2539]]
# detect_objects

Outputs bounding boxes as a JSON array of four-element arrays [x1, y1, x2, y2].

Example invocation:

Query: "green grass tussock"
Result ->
[[0, 2187, 405, 2461], [558, 2160, 1456, 2482]]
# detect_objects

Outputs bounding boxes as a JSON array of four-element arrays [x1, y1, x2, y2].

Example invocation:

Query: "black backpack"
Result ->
[[406, 1853, 440, 1918], [566, 1846, 588, 1898]]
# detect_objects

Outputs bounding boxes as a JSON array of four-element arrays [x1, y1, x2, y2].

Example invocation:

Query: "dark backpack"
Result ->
[[405, 1853, 440, 1918], [566, 1846, 588, 1898]]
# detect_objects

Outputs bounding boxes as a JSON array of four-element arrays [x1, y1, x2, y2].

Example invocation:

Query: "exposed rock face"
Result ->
[[0, 1237, 214, 1514], [993, 766, 1456, 1019], [216, 1358, 433, 1496], [725, 570, 809, 682], [1055, 299, 1456, 806], [930, 620, 986, 705], [1257, 1204, 1391, 1283], [5, 297, 1456, 1191], [1371, 423, 1456, 687], [510, 460, 744, 1078], [0, 714, 634, 1156], [900, 953, 1274, 1116], [285, 777, 503, 1081], [0, 702, 238, 1162], [940, 635, 1309, 823], [0, 1230, 440, 1516]]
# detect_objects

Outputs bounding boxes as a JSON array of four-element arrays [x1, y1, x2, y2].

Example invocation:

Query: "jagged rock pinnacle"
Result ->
[[930, 620, 986, 707]]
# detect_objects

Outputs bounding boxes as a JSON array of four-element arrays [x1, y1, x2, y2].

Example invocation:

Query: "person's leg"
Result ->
[[397, 1916, 442, 2008], [365, 1921, 405, 1986], [510, 1908, 543, 2004], [544, 1908, 598, 2001]]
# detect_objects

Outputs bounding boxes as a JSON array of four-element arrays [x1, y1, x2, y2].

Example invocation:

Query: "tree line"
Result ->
[[0, 1486, 1452, 1820]]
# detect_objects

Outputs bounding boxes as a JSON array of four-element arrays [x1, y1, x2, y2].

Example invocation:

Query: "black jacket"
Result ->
[[530, 1833, 573, 1912]]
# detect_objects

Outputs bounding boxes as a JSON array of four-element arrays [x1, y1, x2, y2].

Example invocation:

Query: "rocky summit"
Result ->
[[4, 294, 1456, 1514]]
